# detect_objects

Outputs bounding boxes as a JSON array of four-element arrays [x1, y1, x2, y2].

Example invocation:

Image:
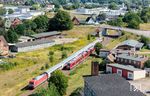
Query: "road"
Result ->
[[99, 25, 150, 38]]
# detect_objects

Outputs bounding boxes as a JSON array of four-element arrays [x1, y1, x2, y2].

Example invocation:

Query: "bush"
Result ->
[[94, 43, 103, 55], [0, 62, 18, 70], [45, 63, 50, 69], [62, 51, 67, 59], [48, 70, 68, 96], [144, 60, 150, 68]]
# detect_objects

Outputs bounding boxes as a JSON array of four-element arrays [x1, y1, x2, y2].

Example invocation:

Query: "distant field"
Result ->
[[140, 23, 150, 30], [0, 26, 96, 96]]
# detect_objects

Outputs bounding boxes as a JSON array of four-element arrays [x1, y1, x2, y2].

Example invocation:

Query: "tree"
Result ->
[[144, 60, 150, 68], [49, 10, 73, 31], [32, 83, 60, 96], [139, 36, 150, 46], [108, 17, 124, 27], [108, 2, 118, 10], [48, 70, 68, 96], [48, 51, 54, 62], [8, 9, 14, 14], [97, 13, 106, 21], [94, 42, 103, 55], [140, 8, 150, 23], [7, 29, 18, 43], [123, 12, 142, 29], [33, 15, 49, 32], [99, 60, 107, 71], [87, 34, 91, 40], [24, 20, 37, 31], [62, 51, 67, 59], [0, 8, 6, 15], [127, 20, 139, 29], [15, 24, 26, 35]]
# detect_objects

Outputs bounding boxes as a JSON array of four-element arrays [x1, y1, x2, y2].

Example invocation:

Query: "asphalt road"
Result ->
[[99, 25, 150, 38]]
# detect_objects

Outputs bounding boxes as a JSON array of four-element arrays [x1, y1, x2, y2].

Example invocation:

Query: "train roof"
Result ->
[[45, 39, 101, 74]]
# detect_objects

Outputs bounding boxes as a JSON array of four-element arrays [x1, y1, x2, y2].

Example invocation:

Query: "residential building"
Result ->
[[31, 31, 61, 40], [45, 4, 55, 11], [4, 17, 22, 29], [0, 36, 9, 56], [106, 64, 146, 80], [72, 16, 80, 25], [116, 40, 144, 51], [83, 74, 145, 96], [115, 54, 149, 69], [10, 39, 55, 52], [85, 16, 98, 25]]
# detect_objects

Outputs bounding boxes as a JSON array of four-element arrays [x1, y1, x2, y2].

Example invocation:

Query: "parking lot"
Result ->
[[129, 77, 150, 96]]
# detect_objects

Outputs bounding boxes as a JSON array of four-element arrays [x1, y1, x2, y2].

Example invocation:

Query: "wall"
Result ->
[[133, 71, 146, 80], [14, 42, 55, 52]]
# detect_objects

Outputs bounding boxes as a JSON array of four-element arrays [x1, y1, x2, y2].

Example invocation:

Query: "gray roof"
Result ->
[[15, 39, 54, 48], [118, 39, 144, 48], [31, 31, 61, 39], [116, 54, 146, 62], [84, 74, 145, 96], [107, 64, 143, 71]]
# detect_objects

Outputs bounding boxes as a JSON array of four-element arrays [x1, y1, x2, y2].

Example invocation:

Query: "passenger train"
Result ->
[[28, 39, 101, 89]]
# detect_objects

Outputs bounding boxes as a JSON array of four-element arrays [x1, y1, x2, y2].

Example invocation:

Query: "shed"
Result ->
[[106, 64, 146, 80], [31, 31, 61, 40], [10, 39, 55, 52]]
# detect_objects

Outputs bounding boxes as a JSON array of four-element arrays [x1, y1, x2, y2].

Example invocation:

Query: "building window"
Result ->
[[128, 72, 133, 79], [117, 69, 122, 76]]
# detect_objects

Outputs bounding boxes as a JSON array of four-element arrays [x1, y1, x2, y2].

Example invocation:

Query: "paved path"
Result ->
[[99, 25, 150, 38]]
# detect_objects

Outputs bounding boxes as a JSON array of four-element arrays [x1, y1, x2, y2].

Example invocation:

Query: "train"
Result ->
[[28, 39, 102, 89]]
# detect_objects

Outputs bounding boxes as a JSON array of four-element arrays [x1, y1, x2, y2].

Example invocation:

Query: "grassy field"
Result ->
[[0, 25, 96, 96], [140, 23, 150, 30]]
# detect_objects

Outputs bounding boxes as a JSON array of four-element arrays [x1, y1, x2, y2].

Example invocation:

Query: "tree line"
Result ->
[[108, 7, 150, 29], [0, 10, 73, 43]]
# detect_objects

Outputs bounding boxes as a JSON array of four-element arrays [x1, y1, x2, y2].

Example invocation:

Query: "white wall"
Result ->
[[133, 70, 146, 80]]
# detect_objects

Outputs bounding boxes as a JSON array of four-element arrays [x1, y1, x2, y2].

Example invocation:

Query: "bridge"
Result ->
[[98, 25, 150, 38]]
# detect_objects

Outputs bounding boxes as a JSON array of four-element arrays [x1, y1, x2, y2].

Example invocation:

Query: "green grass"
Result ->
[[0, 26, 96, 96]]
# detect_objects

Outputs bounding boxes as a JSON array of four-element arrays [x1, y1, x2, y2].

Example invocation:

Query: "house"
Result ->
[[83, 74, 145, 96], [99, 49, 110, 58], [31, 31, 61, 40], [115, 54, 149, 69], [116, 40, 144, 51], [11, 18, 22, 27], [45, 4, 55, 11], [85, 16, 97, 24], [4, 17, 22, 29], [106, 64, 146, 80], [18, 36, 34, 43], [72, 16, 80, 25], [0, 36, 9, 56], [10, 39, 55, 52]]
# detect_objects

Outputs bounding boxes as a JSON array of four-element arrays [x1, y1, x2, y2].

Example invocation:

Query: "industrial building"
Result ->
[[106, 64, 146, 80]]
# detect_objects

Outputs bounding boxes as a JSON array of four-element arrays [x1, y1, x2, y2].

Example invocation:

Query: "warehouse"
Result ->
[[10, 39, 55, 52], [106, 64, 146, 80], [116, 39, 144, 51]]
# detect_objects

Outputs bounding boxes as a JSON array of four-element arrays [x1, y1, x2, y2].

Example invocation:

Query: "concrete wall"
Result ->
[[133, 70, 146, 80], [14, 42, 55, 52]]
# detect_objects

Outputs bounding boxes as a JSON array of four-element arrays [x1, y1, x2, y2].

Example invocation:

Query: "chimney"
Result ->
[[91, 61, 99, 76]]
